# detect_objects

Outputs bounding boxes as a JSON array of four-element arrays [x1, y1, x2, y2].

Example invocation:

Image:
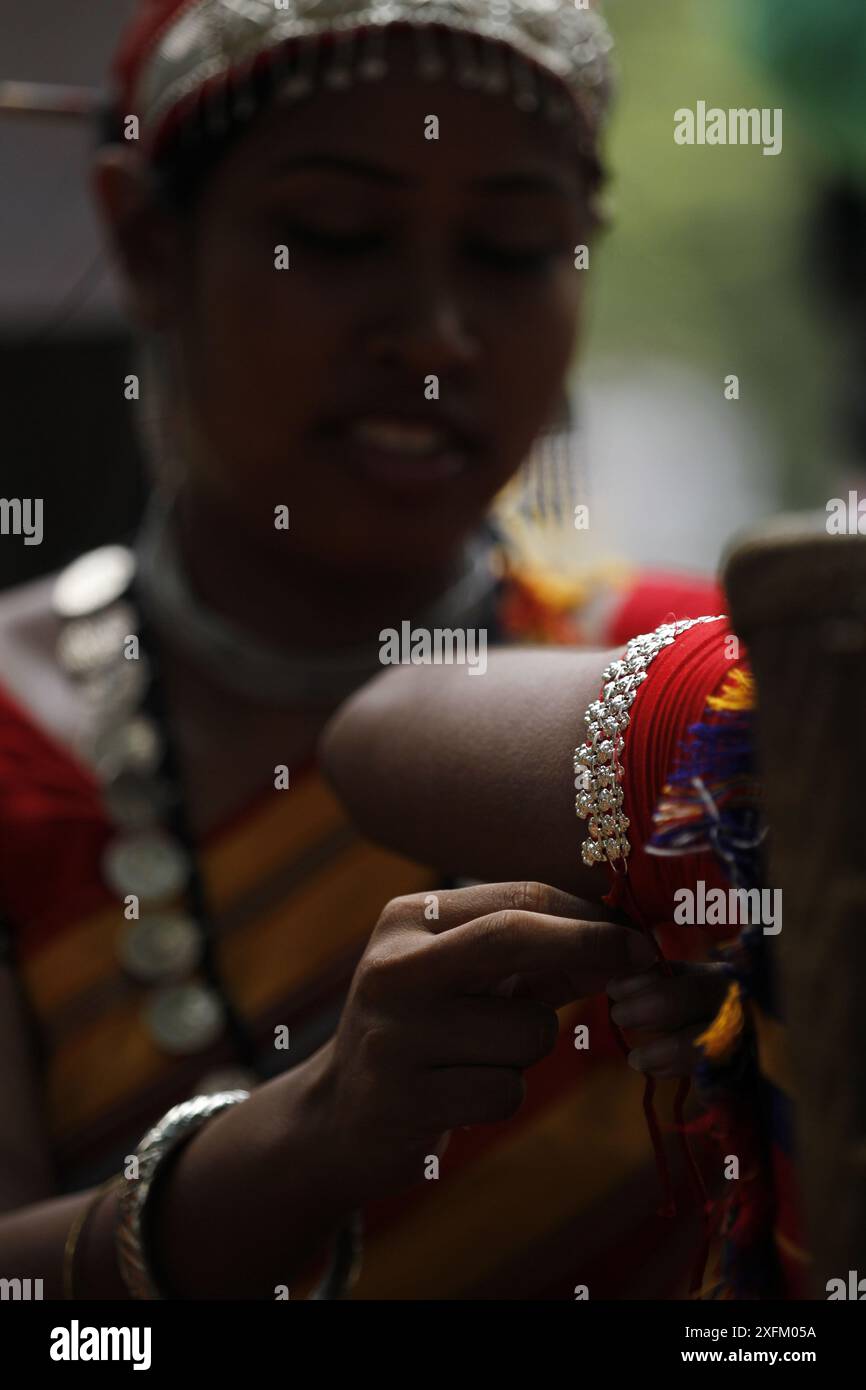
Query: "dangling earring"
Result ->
[[491, 387, 604, 585], [515, 389, 586, 526]]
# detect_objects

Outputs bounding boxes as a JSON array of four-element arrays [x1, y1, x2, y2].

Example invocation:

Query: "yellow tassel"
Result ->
[[696, 981, 745, 1063], [510, 566, 589, 611], [706, 664, 755, 713]]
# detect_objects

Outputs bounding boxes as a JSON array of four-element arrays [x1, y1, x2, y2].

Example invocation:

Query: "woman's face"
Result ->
[[139, 43, 592, 574]]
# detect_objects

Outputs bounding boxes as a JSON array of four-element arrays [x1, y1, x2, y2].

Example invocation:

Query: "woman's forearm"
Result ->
[[0, 1042, 353, 1300], [321, 645, 621, 898], [0, 1186, 126, 1300], [144, 1040, 351, 1299]]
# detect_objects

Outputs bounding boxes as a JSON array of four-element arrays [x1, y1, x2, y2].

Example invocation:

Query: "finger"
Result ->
[[606, 967, 667, 1001], [421, 1067, 527, 1129], [380, 881, 612, 942], [609, 966, 731, 1032], [425, 910, 658, 994], [423, 997, 560, 1068], [626, 1025, 708, 1079], [607, 961, 728, 1002], [493, 961, 652, 1010]]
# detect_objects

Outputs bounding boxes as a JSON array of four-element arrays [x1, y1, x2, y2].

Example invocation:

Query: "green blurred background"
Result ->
[[583, 0, 865, 508]]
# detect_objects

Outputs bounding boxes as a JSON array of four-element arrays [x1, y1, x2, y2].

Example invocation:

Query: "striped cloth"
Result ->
[[0, 563, 725, 1298]]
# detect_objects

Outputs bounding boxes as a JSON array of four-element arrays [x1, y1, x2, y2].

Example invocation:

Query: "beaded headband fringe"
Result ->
[[112, 0, 614, 168]]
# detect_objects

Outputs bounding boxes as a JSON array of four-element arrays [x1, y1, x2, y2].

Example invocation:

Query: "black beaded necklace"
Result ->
[[53, 544, 261, 1082]]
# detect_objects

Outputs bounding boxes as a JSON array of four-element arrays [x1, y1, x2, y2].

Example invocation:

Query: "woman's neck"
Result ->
[[172, 485, 473, 652]]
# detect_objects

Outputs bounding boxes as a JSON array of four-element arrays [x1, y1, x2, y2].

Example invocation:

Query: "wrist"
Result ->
[[289, 1038, 363, 1210], [137, 1054, 353, 1298]]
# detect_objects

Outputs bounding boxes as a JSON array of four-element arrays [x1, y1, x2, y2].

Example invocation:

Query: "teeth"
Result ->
[[351, 418, 446, 454]]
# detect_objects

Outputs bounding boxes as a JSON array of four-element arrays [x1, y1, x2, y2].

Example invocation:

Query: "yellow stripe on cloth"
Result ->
[[21, 773, 352, 1016], [351, 1061, 653, 1300], [201, 773, 352, 905], [219, 840, 433, 1017], [44, 846, 433, 1138]]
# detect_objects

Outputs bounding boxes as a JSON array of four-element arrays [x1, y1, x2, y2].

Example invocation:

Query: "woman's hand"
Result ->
[[314, 880, 658, 1202], [607, 962, 732, 1079]]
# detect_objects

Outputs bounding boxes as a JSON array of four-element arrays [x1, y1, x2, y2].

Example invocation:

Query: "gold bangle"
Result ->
[[63, 1176, 122, 1300]]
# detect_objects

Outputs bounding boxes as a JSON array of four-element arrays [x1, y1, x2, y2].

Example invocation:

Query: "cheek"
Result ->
[[482, 268, 581, 440], [179, 241, 346, 470]]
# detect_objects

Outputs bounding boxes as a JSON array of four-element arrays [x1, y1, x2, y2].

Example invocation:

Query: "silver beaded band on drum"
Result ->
[[574, 616, 726, 870]]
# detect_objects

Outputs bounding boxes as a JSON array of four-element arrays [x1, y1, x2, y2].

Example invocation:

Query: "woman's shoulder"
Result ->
[[0, 570, 101, 838], [0, 574, 118, 946], [0, 570, 88, 757]]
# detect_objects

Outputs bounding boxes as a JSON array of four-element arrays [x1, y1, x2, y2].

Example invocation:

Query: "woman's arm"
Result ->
[[0, 877, 667, 1298], [0, 1044, 372, 1302], [0, 974, 353, 1299], [320, 645, 621, 899]]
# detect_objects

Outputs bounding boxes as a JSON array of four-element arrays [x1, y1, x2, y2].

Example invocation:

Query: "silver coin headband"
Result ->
[[118, 0, 615, 163]]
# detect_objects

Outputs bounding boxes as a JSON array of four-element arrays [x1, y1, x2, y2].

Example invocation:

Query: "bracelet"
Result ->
[[63, 1176, 124, 1299], [309, 1209, 364, 1300], [574, 616, 725, 869], [116, 1089, 251, 1299], [115, 1088, 364, 1300]]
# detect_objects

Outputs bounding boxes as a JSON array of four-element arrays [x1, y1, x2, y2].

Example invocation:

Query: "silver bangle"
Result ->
[[116, 1087, 364, 1300], [574, 616, 726, 869], [116, 1089, 250, 1299]]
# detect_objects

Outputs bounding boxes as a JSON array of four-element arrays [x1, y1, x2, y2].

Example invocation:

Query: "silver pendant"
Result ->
[[92, 714, 164, 781], [79, 655, 151, 713], [144, 981, 226, 1055], [52, 545, 136, 619], [118, 911, 203, 983], [102, 769, 173, 830], [102, 829, 191, 903], [57, 602, 138, 678]]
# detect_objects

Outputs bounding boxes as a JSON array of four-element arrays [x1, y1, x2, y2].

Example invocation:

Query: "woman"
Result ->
[[0, 0, 723, 1299]]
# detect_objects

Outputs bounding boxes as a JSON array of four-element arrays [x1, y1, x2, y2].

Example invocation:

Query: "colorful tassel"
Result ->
[[696, 981, 746, 1065], [647, 660, 764, 889]]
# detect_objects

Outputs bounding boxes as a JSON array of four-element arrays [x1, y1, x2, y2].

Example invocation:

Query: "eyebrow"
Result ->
[[473, 172, 575, 198], [269, 154, 409, 185], [269, 155, 574, 197]]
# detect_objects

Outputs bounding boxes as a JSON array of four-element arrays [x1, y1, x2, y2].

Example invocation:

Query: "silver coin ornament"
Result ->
[[55, 547, 235, 1063], [57, 601, 138, 678], [79, 654, 150, 712], [92, 713, 164, 781], [103, 769, 173, 830], [52, 545, 136, 619], [144, 982, 226, 1055], [119, 911, 204, 983], [102, 829, 191, 903]]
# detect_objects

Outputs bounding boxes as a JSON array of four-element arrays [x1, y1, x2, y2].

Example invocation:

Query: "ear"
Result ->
[[90, 144, 185, 331]]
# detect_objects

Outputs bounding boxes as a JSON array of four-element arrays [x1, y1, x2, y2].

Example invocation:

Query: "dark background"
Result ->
[[0, 336, 146, 589], [1, 0, 142, 591]]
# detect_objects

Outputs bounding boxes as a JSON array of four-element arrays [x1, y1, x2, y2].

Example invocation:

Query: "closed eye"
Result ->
[[285, 225, 387, 255], [463, 239, 561, 271]]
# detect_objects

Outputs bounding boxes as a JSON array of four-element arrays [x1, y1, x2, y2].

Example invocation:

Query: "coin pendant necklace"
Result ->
[[52, 545, 259, 1088]]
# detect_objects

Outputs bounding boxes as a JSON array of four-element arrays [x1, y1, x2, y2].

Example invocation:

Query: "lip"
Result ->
[[319, 403, 484, 495]]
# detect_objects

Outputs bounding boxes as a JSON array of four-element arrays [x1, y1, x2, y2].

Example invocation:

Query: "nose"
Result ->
[[364, 258, 481, 377]]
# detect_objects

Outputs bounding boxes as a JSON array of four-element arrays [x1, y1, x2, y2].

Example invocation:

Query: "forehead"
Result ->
[[211, 39, 585, 192]]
